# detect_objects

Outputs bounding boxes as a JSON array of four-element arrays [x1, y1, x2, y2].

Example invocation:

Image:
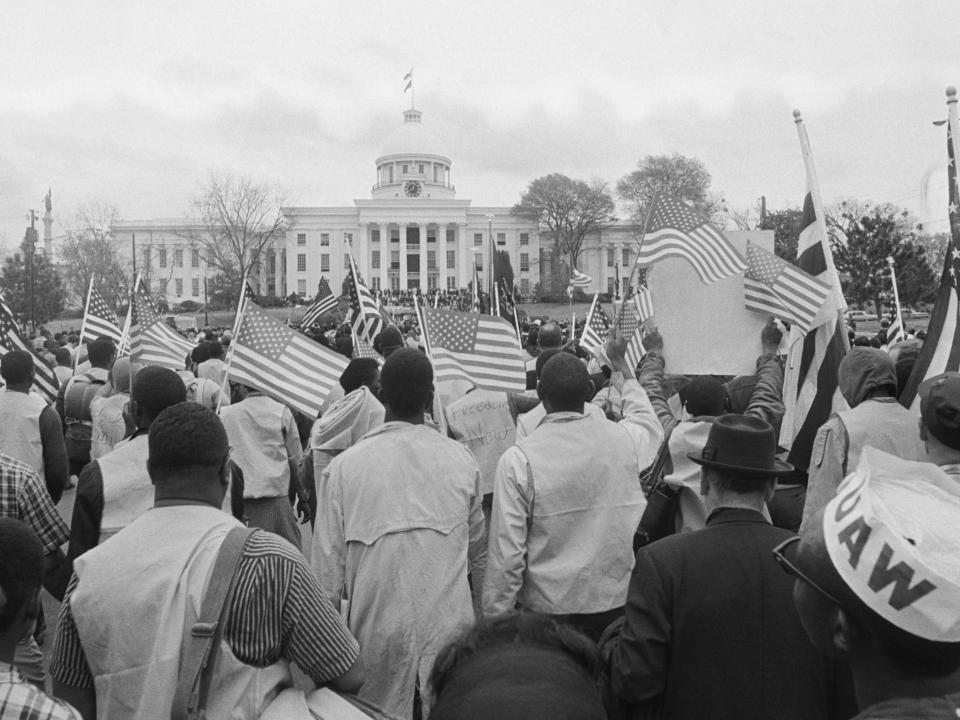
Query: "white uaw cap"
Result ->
[[823, 447, 960, 641]]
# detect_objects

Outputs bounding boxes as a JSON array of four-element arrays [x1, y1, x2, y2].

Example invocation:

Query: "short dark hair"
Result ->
[[430, 612, 604, 719], [148, 402, 228, 473], [87, 337, 115, 366], [53, 347, 71, 366], [704, 466, 773, 495], [340, 358, 380, 393], [132, 366, 187, 421], [0, 518, 44, 634], [539, 352, 590, 412], [0, 350, 33, 385], [380, 348, 433, 417], [538, 323, 563, 349], [535, 348, 563, 380], [684, 376, 726, 417], [191, 343, 212, 365], [207, 341, 225, 360]]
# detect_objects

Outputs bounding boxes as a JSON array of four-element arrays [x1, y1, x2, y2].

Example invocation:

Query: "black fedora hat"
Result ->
[[687, 414, 794, 478]]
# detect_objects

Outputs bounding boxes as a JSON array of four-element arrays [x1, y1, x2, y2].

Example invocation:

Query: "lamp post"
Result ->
[[22, 211, 38, 333], [486, 213, 495, 310]]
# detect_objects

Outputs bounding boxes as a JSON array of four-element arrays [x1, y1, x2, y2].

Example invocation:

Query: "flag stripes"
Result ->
[[130, 282, 194, 370], [579, 295, 609, 358], [301, 278, 337, 328], [743, 241, 831, 332], [80, 284, 123, 344], [0, 297, 59, 403], [346, 253, 386, 344], [230, 302, 348, 417], [637, 195, 747, 284], [570, 268, 592, 287]]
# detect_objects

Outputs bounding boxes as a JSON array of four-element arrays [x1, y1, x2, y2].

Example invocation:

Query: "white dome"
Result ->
[[377, 108, 449, 161]]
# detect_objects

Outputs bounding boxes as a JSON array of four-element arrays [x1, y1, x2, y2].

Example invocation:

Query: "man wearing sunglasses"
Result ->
[[788, 448, 960, 719], [605, 414, 837, 719]]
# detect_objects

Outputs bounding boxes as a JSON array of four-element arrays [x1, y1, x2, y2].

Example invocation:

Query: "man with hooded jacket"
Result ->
[[800, 346, 925, 529]]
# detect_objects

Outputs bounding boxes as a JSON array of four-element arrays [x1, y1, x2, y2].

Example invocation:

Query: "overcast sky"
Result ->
[[2, 0, 958, 254]]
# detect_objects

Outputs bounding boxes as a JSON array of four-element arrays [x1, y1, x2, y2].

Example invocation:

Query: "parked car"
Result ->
[[900, 307, 929, 318], [845, 310, 878, 322]]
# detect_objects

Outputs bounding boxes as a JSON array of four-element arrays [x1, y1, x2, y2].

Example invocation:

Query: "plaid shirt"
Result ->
[[0, 664, 81, 719], [0, 452, 69, 553]]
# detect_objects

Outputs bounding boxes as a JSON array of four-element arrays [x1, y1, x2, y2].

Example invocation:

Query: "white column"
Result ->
[[379, 223, 389, 291], [399, 224, 408, 290]]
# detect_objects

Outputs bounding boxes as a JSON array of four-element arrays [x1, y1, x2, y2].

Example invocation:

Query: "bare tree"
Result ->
[[617, 153, 725, 225], [59, 202, 130, 307], [182, 174, 285, 294]]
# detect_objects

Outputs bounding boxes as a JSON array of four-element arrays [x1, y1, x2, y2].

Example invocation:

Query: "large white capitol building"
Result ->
[[111, 104, 641, 306]]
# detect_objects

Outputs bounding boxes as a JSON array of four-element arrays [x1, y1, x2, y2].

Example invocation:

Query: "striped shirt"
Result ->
[[50, 530, 360, 689], [0, 452, 69, 553], [0, 664, 81, 719]]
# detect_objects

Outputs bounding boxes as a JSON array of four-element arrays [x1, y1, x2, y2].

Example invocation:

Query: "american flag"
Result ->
[[345, 252, 386, 344], [570, 267, 592, 288], [634, 268, 655, 325], [743, 241, 831, 333], [301, 277, 337, 328], [0, 297, 59, 403], [80, 283, 123, 344], [637, 194, 747, 284], [779, 115, 848, 471], [230, 301, 348, 417], [615, 295, 647, 372], [579, 294, 609, 358], [472, 261, 482, 313], [130, 281, 195, 370], [886, 314, 905, 346], [900, 99, 960, 407], [421, 307, 526, 392], [351, 326, 381, 360]]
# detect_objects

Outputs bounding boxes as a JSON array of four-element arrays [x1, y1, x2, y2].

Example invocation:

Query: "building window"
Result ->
[[388, 166, 394, 183], [497, 232, 506, 245], [608, 277, 616, 294], [192, 278, 200, 297], [446, 276, 457, 291], [142, 247, 151, 269], [297, 254, 306, 272], [434, 166, 439, 183], [427, 251, 437, 270], [446, 228, 455, 243], [622, 248, 631, 266], [428, 274, 438, 290], [174, 249, 183, 268], [474, 233, 483, 245], [344, 232, 352, 245], [297, 279, 306, 297], [390, 251, 400, 270], [520, 232, 529, 246], [371, 229, 380, 242], [427, 228, 436, 243], [320, 233, 330, 246], [390, 275, 400, 291], [320, 254, 330, 272], [159, 248, 167, 268], [175, 278, 183, 296], [297, 233, 306, 245], [446, 250, 456, 269], [372, 250, 381, 269], [520, 253, 529, 272], [418, 163, 424, 175], [391, 228, 400, 243], [402, 163, 408, 174], [371, 277, 381, 292], [191, 249, 200, 268], [344, 253, 350, 270], [476, 256, 483, 271], [520, 278, 530, 295], [607, 247, 615, 267]]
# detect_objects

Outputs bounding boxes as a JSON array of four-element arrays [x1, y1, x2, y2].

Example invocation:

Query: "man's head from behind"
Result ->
[[838, 347, 898, 407], [340, 357, 381, 395], [430, 612, 606, 720], [379, 348, 433, 420], [0, 518, 44, 648], [538, 352, 591, 414], [87, 337, 116, 368], [0, 350, 34, 390], [792, 451, 960, 693], [130, 366, 188, 430], [147, 402, 229, 505], [683, 376, 726, 418], [537, 323, 562, 351]]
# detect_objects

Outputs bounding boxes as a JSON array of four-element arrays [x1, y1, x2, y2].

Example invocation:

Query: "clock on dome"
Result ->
[[404, 180, 422, 198]]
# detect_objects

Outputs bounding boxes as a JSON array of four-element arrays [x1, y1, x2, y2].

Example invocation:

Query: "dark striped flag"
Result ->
[[0, 298, 59, 403], [887, 314, 905, 346], [80, 283, 123, 344], [743, 240, 831, 333], [615, 294, 647, 372], [637, 194, 747, 284], [579, 294, 610, 358], [421, 307, 526, 392], [230, 301, 348, 417], [301, 278, 337, 329], [130, 281, 195, 370], [345, 252, 387, 344], [780, 113, 849, 472], [570, 267, 592, 288], [900, 97, 960, 407], [351, 326, 381, 361]]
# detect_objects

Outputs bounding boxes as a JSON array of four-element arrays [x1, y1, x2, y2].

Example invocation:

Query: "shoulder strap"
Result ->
[[171, 525, 255, 720]]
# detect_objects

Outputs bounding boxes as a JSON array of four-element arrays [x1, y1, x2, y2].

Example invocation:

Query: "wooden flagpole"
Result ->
[[217, 271, 249, 414], [412, 293, 448, 436]]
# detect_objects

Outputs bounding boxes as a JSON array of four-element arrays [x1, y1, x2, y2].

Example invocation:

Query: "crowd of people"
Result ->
[[1, 307, 959, 720]]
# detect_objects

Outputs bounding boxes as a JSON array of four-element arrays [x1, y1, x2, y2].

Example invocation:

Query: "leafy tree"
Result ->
[[758, 207, 804, 264], [511, 174, 615, 289], [182, 173, 285, 305], [205, 273, 242, 311], [913, 231, 950, 276], [829, 200, 937, 314], [59, 202, 130, 307], [0, 253, 66, 324], [493, 249, 514, 292], [616, 153, 720, 224]]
